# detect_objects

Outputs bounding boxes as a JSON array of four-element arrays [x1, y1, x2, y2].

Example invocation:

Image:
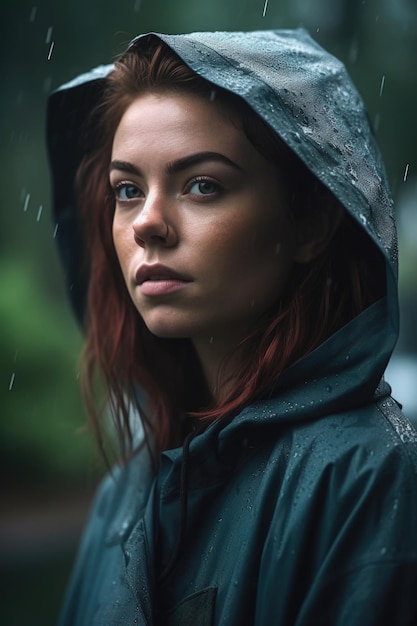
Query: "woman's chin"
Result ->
[[142, 319, 192, 340]]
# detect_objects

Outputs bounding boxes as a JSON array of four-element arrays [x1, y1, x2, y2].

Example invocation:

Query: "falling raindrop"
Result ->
[[53, 223, 59, 239], [23, 193, 30, 212], [379, 75, 385, 97], [37, 205, 43, 222], [47, 41, 55, 61], [209, 336, 214, 344], [45, 26, 53, 44], [262, 0, 269, 17], [9, 373, 16, 391], [133, 0, 142, 11], [274, 242, 281, 255], [403, 163, 410, 182], [30, 6, 37, 22], [210, 90, 217, 101], [348, 40, 358, 64], [44, 76, 52, 93]]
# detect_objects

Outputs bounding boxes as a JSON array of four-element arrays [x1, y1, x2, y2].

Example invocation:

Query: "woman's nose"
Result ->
[[132, 196, 177, 248]]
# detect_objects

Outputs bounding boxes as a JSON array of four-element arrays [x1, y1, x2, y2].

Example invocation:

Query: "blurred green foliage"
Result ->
[[0, 260, 94, 481]]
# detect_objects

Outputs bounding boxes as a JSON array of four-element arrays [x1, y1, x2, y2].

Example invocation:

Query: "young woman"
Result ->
[[47, 29, 417, 625]]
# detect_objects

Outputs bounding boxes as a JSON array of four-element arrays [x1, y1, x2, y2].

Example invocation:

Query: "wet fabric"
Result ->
[[47, 29, 417, 625]]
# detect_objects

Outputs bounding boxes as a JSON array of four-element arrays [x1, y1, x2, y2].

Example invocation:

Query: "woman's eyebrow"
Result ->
[[109, 152, 244, 177], [165, 151, 244, 174], [110, 160, 141, 176]]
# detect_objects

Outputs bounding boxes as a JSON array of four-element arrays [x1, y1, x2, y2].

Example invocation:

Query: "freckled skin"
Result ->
[[110, 92, 298, 357]]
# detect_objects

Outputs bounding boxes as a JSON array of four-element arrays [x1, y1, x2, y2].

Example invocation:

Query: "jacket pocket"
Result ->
[[165, 586, 217, 626]]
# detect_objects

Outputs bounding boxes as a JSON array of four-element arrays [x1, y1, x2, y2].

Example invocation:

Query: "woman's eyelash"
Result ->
[[188, 177, 222, 196], [111, 181, 142, 201], [110, 177, 222, 201]]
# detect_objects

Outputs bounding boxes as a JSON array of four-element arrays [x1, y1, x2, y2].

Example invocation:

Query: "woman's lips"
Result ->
[[139, 278, 191, 296], [135, 264, 192, 296]]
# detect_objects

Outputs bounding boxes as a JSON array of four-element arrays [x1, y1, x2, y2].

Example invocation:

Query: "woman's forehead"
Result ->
[[111, 92, 259, 166]]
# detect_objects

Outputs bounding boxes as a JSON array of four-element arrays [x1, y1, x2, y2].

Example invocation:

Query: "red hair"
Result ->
[[77, 41, 385, 461]]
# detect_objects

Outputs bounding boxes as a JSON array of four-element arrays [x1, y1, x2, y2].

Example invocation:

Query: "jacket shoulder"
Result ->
[[293, 394, 417, 475]]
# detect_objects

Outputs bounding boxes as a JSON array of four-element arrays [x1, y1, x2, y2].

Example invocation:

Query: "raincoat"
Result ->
[[47, 30, 417, 625]]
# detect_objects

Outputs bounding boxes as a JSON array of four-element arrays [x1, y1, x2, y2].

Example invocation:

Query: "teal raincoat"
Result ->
[[47, 30, 417, 625]]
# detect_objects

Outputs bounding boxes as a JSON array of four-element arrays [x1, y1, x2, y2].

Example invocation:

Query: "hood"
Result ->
[[47, 28, 399, 404]]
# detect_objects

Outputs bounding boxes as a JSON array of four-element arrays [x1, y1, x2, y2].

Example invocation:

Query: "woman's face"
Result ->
[[110, 91, 298, 352]]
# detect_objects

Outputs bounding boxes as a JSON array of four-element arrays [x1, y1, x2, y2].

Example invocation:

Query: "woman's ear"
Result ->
[[294, 198, 344, 264]]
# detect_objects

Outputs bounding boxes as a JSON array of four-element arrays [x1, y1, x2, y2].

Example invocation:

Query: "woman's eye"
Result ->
[[188, 179, 220, 196], [113, 183, 142, 201]]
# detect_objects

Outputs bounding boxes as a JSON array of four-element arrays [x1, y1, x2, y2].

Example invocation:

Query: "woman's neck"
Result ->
[[192, 332, 244, 404]]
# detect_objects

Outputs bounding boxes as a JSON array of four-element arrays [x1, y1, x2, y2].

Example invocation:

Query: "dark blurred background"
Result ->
[[1, 0, 416, 624]]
